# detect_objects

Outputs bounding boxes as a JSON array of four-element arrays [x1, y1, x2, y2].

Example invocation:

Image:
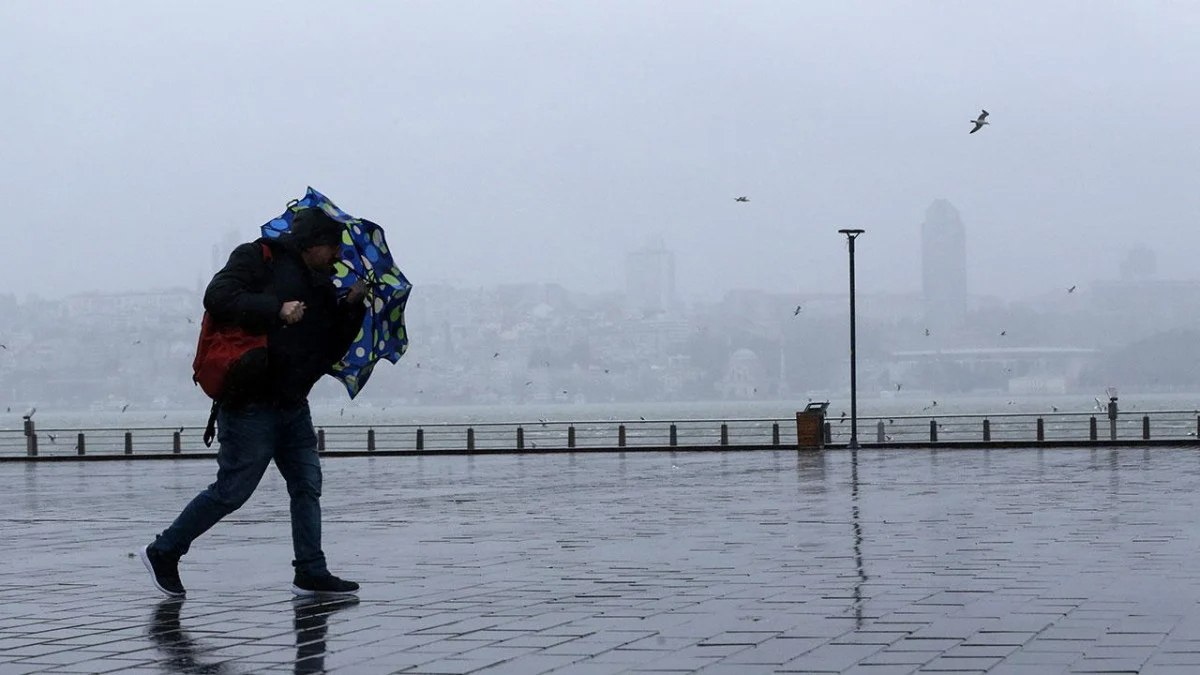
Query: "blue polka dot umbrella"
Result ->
[[261, 187, 411, 398]]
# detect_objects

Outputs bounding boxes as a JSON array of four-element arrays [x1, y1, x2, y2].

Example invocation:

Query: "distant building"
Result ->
[[718, 348, 766, 399], [920, 199, 967, 333], [63, 288, 200, 329], [625, 238, 678, 316]]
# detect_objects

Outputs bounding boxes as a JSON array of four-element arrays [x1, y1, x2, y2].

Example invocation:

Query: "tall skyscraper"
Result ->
[[921, 199, 967, 332], [625, 238, 677, 315]]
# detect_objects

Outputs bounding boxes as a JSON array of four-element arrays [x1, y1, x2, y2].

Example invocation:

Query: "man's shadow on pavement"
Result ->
[[149, 596, 361, 674]]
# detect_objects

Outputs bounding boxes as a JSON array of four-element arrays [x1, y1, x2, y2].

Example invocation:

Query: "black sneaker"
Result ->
[[291, 572, 359, 597], [140, 545, 186, 597]]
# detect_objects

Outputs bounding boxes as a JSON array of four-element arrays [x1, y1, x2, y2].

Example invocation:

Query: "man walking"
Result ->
[[141, 208, 367, 597]]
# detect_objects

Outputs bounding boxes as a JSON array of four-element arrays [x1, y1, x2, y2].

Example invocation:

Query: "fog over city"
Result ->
[[3, 1, 1200, 414]]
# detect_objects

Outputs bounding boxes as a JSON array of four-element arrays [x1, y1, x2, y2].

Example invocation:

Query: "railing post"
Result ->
[[567, 426, 575, 449], [1143, 415, 1150, 440], [125, 431, 133, 455], [1108, 398, 1119, 441], [720, 423, 729, 446], [317, 429, 325, 453], [823, 421, 831, 445], [466, 427, 475, 452], [618, 424, 626, 447], [416, 427, 424, 451], [876, 420, 885, 443], [929, 419, 938, 442], [669, 424, 677, 447], [172, 431, 181, 454], [1036, 418, 1044, 442], [367, 429, 376, 452], [516, 426, 524, 450], [23, 417, 35, 457], [983, 418, 991, 442], [78, 432, 86, 456], [772, 422, 780, 447], [1090, 416, 1098, 441]]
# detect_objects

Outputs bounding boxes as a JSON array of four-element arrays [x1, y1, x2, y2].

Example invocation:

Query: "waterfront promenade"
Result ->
[[5, 447, 1200, 673]]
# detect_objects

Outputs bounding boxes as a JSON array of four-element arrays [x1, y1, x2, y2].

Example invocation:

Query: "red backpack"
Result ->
[[192, 243, 272, 445]]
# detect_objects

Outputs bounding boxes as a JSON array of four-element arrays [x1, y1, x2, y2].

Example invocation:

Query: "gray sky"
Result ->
[[3, 1, 1198, 302]]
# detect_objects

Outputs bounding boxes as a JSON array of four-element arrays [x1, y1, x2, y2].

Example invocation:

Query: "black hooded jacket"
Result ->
[[203, 236, 366, 406]]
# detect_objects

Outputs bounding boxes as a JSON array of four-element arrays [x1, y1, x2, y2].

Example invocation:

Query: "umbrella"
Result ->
[[261, 187, 411, 397]]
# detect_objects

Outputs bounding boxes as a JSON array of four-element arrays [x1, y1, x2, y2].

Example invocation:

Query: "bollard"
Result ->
[[1143, 415, 1150, 440], [1089, 417, 1098, 441], [876, 420, 885, 443], [172, 431, 181, 454], [720, 423, 728, 446], [77, 432, 86, 456], [568, 426, 575, 449], [1036, 418, 1044, 442], [772, 422, 780, 447], [125, 431, 133, 455], [823, 421, 831, 445], [929, 419, 938, 442], [367, 429, 376, 452], [983, 419, 991, 442], [466, 427, 475, 452], [416, 428, 424, 451], [669, 424, 677, 447], [516, 426, 524, 450], [317, 429, 326, 453], [618, 424, 626, 447]]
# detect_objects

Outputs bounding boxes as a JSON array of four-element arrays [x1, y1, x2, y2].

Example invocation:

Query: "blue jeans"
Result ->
[[149, 402, 329, 577]]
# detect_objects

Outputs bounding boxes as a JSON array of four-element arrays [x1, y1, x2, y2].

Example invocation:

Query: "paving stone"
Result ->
[[4, 448, 1200, 672]]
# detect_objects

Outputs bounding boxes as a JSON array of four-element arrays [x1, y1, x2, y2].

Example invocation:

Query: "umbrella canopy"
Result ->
[[262, 187, 411, 397]]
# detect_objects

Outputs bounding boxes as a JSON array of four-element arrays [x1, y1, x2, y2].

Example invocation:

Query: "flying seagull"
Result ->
[[734, 196, 750, 203], [924, 328, 931, 337], [793, 305, 802, 316], [1067, 285, 1077, 294], [969, 109, 989, 134], [1000, 330, 1007, 336]]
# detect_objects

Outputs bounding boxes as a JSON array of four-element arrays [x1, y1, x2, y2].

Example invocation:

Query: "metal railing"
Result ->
[[3, 409, 1199, 459], [825, 409, 1200, 446]]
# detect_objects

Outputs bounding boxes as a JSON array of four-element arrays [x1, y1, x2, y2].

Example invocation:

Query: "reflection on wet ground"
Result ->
[[143, 596, 361, 675], [4, 447, 1200, 673]]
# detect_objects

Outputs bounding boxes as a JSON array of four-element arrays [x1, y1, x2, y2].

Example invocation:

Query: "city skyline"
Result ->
[[11, 195, 1174, 309]]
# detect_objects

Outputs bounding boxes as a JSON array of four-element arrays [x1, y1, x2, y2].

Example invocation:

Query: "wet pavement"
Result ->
[[4, 447, 1200, 674]]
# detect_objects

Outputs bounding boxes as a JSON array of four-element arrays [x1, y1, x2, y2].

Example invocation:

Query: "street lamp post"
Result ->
[[838, 229, 865, 449]]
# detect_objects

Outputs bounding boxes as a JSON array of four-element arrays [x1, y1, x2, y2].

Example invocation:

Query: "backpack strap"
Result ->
[[203, 399, 220, 447]]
